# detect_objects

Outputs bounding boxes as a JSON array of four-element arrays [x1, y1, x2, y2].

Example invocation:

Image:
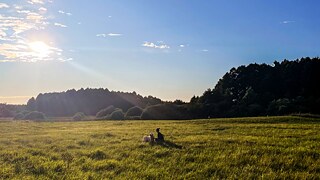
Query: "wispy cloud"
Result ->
[[39, 7, 47, 12], [108, 33, 122, 36], [96, 33, 123, 37], [58, 10, 72, 16], [27, 0, 44, 4], [142, 41, 170, 49], [0, 1, 71, 62], [281, 20, 295, 24], [54, 22, 67, 28], [201, 49, 209, 52], [0, 3, 9, 8]]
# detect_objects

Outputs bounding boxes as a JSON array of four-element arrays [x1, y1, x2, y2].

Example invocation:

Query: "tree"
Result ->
[[26, 97, 36, 111]]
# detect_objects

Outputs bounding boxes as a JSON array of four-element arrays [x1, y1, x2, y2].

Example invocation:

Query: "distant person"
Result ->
[[155, 128, 164, 142]]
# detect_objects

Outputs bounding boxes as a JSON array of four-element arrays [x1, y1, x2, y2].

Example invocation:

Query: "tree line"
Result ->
[[189, 57, 320, 118], [1, 57, 319, 120]]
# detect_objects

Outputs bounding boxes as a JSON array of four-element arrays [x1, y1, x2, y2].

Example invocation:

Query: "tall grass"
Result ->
[[0, 116, 319, 179]]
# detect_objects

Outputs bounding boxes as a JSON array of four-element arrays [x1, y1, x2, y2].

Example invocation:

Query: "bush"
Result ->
[[108, 109, 124, 120], [141, 104, 191, 120], [125, 106, 143, 117], [72, 112, 86, 121], [13, 111, 30, 120], [96, 105, 115, 118], [13, 113, 25, 120], [23, 111, 47, 121]]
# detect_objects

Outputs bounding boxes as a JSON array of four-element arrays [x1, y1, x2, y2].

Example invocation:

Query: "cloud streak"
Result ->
[[0, 3, 9, 8], [58, 10, 72, 16], [142, 41, 170, 49], [54, 22, 67, 28], [96, 33, 123, 37], [281, 20, 295, 24], [27, 0, 44, 5]]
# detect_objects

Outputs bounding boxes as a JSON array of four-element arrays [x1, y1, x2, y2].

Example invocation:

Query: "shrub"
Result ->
[[23, 111, 47, 121], [13, 111, 30, 120], [72, 112, 86, 121], [96, 105, 115, 118], [13, 113, 25, 120], [108, 109, 124, 120], [125, 106, 143, 117]]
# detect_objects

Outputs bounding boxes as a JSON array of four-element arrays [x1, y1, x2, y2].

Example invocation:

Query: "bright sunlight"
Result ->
[[28, 41, 52, 58]]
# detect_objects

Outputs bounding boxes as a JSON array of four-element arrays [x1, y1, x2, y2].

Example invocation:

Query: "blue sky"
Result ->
[[1, 0, 320, 104]]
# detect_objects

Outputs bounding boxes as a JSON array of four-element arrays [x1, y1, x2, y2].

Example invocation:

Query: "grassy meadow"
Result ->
[[0, 116, 320, 179]]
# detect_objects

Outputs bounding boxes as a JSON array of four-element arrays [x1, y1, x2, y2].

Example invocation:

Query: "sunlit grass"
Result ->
[[0, 116, 319, 179]]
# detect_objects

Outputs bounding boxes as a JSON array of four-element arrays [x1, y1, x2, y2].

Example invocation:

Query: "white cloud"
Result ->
[[96, 33, 123, 37], [54, 22, 67, 28], [179, 44, 185, 48], [96, 34, 107, 37], [58, 10, 72, 16], [108, 33, 122, 36], [142, 41, 170, 49], [39, 7, 47, 12], [281, 20, 295, 24], [14, 5, 23, 10], [201, 49, 209, 52], [0, 3, 9, 8], [27, 0, 44, 4], [17, 10, 31, 14]]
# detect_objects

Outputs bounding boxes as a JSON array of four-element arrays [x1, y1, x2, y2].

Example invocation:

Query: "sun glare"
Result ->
[[29, 41, 52, 58]]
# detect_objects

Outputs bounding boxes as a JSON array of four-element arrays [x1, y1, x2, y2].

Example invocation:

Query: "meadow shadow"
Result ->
[[157, 140, 183, 149]]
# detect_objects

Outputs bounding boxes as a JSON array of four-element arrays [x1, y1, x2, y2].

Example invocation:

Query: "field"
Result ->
[[0, 116, 320, 179]]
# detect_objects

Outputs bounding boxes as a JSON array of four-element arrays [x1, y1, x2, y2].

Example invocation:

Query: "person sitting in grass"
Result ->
[[155, 128, 164, 142]]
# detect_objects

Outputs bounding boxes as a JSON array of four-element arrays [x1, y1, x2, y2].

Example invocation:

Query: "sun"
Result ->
[[29, 41, 52, 58]]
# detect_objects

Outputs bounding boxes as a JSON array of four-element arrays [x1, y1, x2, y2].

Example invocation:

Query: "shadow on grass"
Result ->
[[155, 140, 183, 149]]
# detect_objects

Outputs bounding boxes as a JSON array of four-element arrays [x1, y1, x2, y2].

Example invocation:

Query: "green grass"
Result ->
[[0, 116, 320, 179]]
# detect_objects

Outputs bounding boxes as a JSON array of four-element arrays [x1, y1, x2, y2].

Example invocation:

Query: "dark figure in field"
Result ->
[[155, 128, 164, 142]]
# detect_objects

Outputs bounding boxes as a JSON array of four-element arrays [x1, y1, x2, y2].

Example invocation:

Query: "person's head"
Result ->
[[156, 128, 160, 132]]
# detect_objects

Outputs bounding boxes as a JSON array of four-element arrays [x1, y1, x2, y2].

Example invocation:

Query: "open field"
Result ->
[[0, 116, 320, 179]]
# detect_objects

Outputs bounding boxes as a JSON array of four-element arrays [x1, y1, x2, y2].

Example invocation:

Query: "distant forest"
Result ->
[[1, 57, 320, 120]]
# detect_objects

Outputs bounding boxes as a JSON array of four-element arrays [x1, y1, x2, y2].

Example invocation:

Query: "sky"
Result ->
[[1, 0, 320, 104]]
